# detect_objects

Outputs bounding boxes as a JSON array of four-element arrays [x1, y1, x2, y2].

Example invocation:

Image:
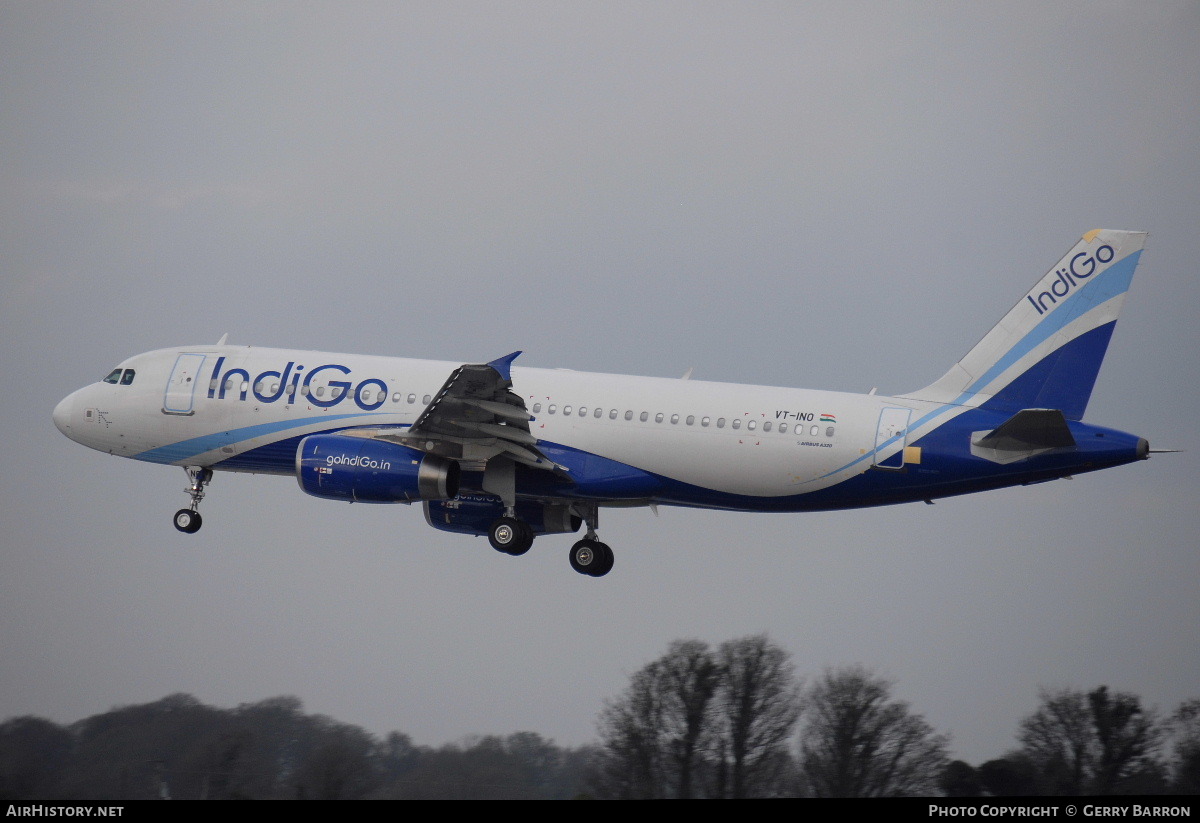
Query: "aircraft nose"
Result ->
[[53, 393, 75, 437]]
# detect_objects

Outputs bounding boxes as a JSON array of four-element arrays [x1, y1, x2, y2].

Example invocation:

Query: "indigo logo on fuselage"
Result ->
[[205, 358, 388, 411], [1025, 244, 1114, 316]]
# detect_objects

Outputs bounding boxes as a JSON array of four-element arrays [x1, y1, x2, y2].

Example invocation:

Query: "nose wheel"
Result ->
[[173, 509, 202, 534], [173, 467, 212, 534]]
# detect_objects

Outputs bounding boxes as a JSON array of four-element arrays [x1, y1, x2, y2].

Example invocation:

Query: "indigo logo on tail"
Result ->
[[1025, 244, 1115, 315]]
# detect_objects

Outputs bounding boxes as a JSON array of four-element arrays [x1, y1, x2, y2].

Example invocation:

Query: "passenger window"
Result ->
[[625, 410, 633, 421], [408, 393, 417, 404], [316, 386, 325, 397], [579, 406, 587, 416], [640, 412, 649, 422], [763, 421, 772, 432], [732, 419, 741, 430], [779, 423, 788, 434], [717, 418, 725, 428], [810, 425, 819, 436], [563, 405, 572, 415], [670, 414, 679, 424], [103, 368, 122, 384], [701, 417, 710, 427], [826, 426, 835, 437], [548, 404, 557, 414], [532, 402, 542, 413], [655, 413, 664, 423], [392, 392, 401, 403], [120, 369, 135, 385], [686, 415, 695, 426], [422, 395, 431, 405], [747, 420, 757, 431]]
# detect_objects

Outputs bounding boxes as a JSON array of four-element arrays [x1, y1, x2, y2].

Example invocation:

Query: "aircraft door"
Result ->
[[873, 407, 911, 470], [163, 353, 206, 415]]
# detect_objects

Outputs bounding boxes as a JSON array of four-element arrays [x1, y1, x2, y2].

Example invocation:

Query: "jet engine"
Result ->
[[296, 434, 459, 503]]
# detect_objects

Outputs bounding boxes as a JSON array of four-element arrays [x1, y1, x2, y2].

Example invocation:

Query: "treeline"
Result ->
[[0, 695, 595, 799], [2, 635, 1197, 799]]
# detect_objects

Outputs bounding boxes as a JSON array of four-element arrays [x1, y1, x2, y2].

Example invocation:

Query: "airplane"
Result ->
[[54, 229, 1155, 578]]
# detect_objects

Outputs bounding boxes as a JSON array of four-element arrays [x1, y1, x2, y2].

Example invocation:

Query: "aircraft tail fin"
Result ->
[[902, 230, 1147, 420]]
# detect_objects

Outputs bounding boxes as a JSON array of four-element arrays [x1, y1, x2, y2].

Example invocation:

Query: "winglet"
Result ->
[[487, 351, 522, 382]]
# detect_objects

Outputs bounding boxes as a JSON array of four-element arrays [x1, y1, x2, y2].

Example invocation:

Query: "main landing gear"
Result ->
[[569, 537, 614, 578], [569, 506, 613, 578], [488, 516, 534, 556], [173, 467, 212, 534], [487, 504, 614, 577]]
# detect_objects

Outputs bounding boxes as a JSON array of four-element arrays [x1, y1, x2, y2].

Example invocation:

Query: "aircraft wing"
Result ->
[[354, 352, 567, 472]]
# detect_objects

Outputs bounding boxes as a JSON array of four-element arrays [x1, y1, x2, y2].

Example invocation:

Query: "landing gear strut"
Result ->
[[569, 506, 614, 577], [483, 457, 535, 556], [173, 467, 212, 534]]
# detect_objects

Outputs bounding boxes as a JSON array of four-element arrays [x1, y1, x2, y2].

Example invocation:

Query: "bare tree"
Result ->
[[798, 666, 948, 797], [595, 661, 669, 798], [1018, 686, 1163, 795], [1169, 699, 1200, 793], [712, 634, 801, 798], [594, 640, 723, 798], [595, 636, 798, 798], [1018, 687, 1093, 794], [658, 639, 720, 798]]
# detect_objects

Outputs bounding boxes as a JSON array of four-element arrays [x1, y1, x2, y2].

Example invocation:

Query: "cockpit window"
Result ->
[[102, 368, 136, 385]]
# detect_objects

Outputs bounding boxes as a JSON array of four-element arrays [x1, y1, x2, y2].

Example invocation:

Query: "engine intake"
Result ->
[[296, 434, 459, 503]]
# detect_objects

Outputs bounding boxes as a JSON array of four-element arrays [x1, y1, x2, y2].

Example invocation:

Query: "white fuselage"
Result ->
[[54, 345, 921, 504]]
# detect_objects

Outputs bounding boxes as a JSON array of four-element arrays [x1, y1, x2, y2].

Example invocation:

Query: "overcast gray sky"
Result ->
[[2, 1, 1198, 765]]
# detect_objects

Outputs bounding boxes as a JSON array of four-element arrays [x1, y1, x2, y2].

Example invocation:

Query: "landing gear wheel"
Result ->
[[173, 509, 202, 534], [489, 517, 533, 556], [593, 542, 614, 576], [570, 539, 614, 577]]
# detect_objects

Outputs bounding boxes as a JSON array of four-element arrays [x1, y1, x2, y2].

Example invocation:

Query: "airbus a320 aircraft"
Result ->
[[54, 230, 1155, 578]]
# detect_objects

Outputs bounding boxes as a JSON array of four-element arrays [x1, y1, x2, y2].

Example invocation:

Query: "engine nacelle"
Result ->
[[296, 434, 459, 503], [424, 495, 582, 536]]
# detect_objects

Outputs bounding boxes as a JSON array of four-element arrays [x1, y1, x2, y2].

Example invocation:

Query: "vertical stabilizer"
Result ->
[[902, 230, 1147, 420]]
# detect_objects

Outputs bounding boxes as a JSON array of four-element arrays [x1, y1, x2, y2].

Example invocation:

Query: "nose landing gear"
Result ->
[[173, 467, 212, 534]]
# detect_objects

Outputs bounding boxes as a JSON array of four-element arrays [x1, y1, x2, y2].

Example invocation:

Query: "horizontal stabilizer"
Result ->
[[971, 409, 1075, 464]]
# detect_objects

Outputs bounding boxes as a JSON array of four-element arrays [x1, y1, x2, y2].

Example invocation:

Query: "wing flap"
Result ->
[[360, 352, 568, 474]]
